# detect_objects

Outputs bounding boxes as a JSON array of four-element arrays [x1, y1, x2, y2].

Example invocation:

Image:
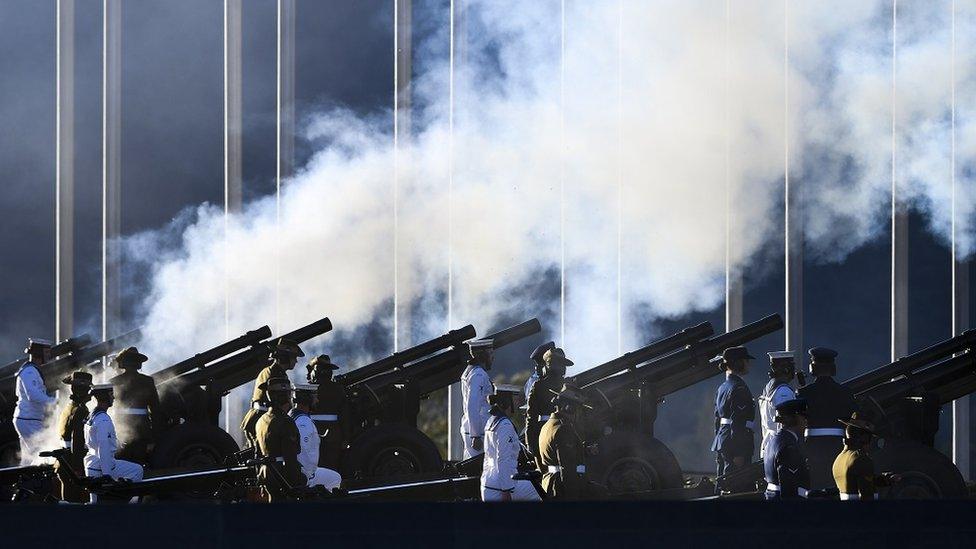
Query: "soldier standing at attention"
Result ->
[[796, 347, 856, 490], [763, 398, 811, 500], [254, 376, 306, 502], [526, 347, 571, 467], [833, 413, 899, 500], [14, 338, 57, 464], [289, 383, 342, 491], [56, 371, 93, 502], [461, 339, 494, 459], [481, 384, 541, 502], [759, 351, 797, 460], [307, 354, 346, 469], [241, 338, 304, 447], [711, 346, 756, 479], [539, 384, 590, 500], [524, 341, 555, 402], [109, 347, 161, 464], [84, 384, 144, 503]]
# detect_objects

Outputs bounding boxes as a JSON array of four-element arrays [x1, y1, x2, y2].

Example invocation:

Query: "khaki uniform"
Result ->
[[832, 447, 888, 500], [55, 398, 89, 502], [312, 380, 346, 469], [109, 369, 161, 463], [538, 411, 587, 500], [255, 407, 306, 501], [240, 362, 285, 446]]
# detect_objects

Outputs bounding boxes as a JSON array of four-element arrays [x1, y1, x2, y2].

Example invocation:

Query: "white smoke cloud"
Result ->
[[124, 0, 974, 384]]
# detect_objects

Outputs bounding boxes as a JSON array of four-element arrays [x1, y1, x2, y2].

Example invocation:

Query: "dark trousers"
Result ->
[[806, 436, 844, 490]]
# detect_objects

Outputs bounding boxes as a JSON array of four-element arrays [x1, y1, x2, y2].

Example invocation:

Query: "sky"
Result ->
[[0, 0, 973, 472]]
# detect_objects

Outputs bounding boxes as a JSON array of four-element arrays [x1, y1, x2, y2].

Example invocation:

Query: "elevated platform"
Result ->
[[1, 500, 974, 547]]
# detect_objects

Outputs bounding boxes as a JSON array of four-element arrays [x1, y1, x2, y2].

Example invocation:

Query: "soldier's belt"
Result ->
[[117, 407, 148, 415], [805, 428, 844, 437], [311, 414, 339, 421], [253, 403, 269, 411], [537, 415, 551, 422], [274, 457, 285, 464], [766, 483, 809, 498], [839, 493, 878, 501], [547, 465, 586, 474], [719, 418, 755, 430]]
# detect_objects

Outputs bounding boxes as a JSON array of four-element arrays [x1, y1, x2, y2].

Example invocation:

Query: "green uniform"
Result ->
[[832, 447, 888, 500], [240, 362, 285, 446], [538, 411, 587, 499], [313, 379, 346, 469], [110, 369, 161, 463], [255, 407, 306, 501], [55, 398, 89, 502]]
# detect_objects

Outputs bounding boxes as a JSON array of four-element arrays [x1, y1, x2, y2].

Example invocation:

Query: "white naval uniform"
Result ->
[[13, 362, 56, 464], [460, 364, 493, 459], [759, 380, 796, 460], [83, 409, 144, 502], [480, 412, 541, 502], [292, 410, 342, 490]]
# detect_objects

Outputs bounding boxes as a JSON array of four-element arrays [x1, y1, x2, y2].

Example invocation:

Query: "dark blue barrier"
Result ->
[[1, 500, 974, 548]]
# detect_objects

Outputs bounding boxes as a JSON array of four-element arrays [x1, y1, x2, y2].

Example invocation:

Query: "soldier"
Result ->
[[526, 347, 572, 466], [481, 384, 541, 502], [241, 338, 304, 447], [460, 339, 494, 459], [289, 383, 342, 491], [538, 384, 591, 500], [710, 346, 756, 479], [524, 341, 555, 402], [84, 384, 144, 503], [254, 376, 306, 502], [833, 413, 899, 500], [13, 338, 57, 464], [763, 398, 811, 500], [759, 351, 797, 460], [56, 371, 93, 502], [109, 347, 161, 464], [796, 347, 856, 490], [307, 354, 345, 469]]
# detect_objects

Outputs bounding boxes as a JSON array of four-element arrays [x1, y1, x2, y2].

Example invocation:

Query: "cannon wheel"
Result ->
[[343, 424, 442, 480], [150, 423, 240, 469], [872, 440, 967, 499], [589, 433, 684, 495]]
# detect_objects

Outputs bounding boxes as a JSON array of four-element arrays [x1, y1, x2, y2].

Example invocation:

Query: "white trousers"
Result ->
[[462, 434, 483, 460], [13, 417, 44, 465], [86, 460, 144, 503], [308, 467, 342, 490], [481, 480, 542, 502]]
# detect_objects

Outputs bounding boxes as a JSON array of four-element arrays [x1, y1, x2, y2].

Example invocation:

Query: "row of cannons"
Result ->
[[0, 311, 973, 502]]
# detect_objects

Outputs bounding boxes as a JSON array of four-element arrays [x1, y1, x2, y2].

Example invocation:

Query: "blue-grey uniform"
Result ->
[[763, 399, 810, 500], [711, 373, 756, 477], [796, 348, 856, 490]]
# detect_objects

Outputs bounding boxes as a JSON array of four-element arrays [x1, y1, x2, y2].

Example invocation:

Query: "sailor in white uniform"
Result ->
[[759, 351, 798, 460], [289, 383, 342, 491], [14, 338, 57, 464], [481, 385, 541, 502], [460, 339, 494, 459], [83, 384, 144, 503]]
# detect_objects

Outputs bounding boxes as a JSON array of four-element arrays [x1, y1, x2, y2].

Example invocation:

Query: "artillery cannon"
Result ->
[[150, 318, 332, 469], [571, 314, 784, 495], [719, 329, 976, 499], [339, 319, 542, 480], [0, 330, 141, 466]]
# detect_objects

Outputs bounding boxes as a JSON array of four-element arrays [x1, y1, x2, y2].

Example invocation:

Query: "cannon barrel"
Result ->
[[152, 325, 274, 384], [587, 315, 784, 405], [0, 334, 94, 380], [857, 350, 976, 409], [336, 324, 477, 387], [568, 322, 714, 388], [357, 318, 543, 400], [844, 329, 976, 394], [166, 317, 333, 393]]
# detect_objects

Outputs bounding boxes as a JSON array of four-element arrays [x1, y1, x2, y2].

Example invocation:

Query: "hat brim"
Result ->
[[838, 419, 876, 435]]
